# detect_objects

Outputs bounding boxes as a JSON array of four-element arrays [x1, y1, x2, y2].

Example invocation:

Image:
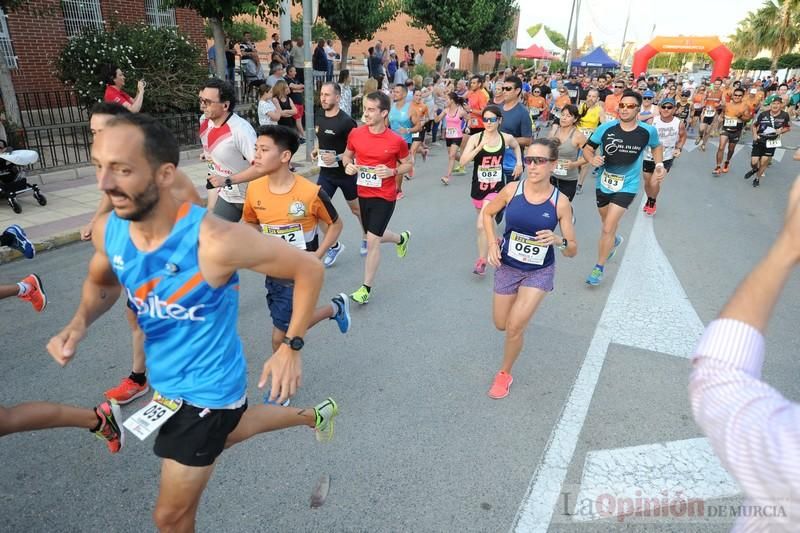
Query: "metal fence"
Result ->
[[16, 91, 88, 128]]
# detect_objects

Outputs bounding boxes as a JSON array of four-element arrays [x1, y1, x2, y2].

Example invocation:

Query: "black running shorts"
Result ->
[[358, 197, 396, 237], [642, 158, 674, 174], [318, 169, 358, 202], [596, 189, 636, 209], [154, 401, 247, 467]]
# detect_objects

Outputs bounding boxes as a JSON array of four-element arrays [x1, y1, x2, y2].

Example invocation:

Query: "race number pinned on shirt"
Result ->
[[530, 108, 541, 118], [554, 159, 569, 176], [356, 166, 382, 188], [766, 137, 782, 148], [318, 149, 338, 168], [445, 127, 459, 138], [568, 90, 577, 98], [262, 223, 306, 250], [508, 231, 549, 265], [412, 131, 420, 139], [600, 170, 625, 192], [704, 107, 716, 118], [477, 165, 502, 183], [723, 117, 740, 128], [123, 392, 182, 441]]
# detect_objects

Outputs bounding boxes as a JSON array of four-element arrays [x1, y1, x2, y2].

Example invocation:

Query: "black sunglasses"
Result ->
[[660, 104, 674, 109], [523, 156, 556, 166]]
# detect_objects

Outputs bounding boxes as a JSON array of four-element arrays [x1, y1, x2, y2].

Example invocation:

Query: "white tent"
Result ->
[[530, 27, 564, 56]]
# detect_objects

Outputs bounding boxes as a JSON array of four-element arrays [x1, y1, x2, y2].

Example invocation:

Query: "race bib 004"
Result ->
[[477, 165, 502, 183], [356, 166, 382, 188], [508, 231, 549, 265], [123, 392, 182, 441], [262, 223, 306, 250], [601, 170, 625, 192]]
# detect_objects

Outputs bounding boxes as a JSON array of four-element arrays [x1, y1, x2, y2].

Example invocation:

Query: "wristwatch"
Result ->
[[224, 177, 233, 188], [282, 336, 304, 351], [558, 238, 568, 250]]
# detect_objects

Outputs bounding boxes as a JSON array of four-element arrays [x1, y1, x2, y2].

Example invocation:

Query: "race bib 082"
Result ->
[[477, 165, 502, 183]]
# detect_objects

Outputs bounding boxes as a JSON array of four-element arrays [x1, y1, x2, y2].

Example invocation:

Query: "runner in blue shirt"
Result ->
[[581, 89, 664, 286]]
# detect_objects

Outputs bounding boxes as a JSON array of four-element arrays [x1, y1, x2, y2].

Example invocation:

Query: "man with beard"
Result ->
[[48, 113, 339, 531]]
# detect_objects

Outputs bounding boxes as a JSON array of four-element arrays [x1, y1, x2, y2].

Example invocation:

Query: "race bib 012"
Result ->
[[262, 223, 306, 250]]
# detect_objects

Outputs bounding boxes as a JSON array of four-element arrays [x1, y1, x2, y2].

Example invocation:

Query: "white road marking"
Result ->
[[773, 148, 786, 162], [573, 438, 740, 521], [510, 199, 705, 532]]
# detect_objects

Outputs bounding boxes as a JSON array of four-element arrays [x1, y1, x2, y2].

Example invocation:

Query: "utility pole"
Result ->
[[619, 0, 631, 67], [570, 0, 581, 70], [302, 0, 314, 161], [280, 0, 291, 42], [563, 0, 576, 64]]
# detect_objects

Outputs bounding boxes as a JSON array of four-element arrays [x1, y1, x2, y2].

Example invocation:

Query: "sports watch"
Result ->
[[282, 336, 305, 351], [558, 238, 568, 250]]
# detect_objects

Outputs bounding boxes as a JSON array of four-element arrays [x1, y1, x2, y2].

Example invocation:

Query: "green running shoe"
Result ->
[[607, 234, 623, 261], [350, 285, 370, 304], [314, 397, 339, 443], [396, 230, 411, 258]]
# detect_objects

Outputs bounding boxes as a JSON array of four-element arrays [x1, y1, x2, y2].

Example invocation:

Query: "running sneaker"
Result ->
[[360, 239, 368, 256], [323, 243, 344, 268], [396, 231, 411, 258], [441, 175, 450, 185], [18, 273, 46, 312], [93, 400, 124, 454], [643, 202, 656, 217], [331, 293, 351, 334], [576, 183, 583, 195], [3, 225, 35, 259], [350, 285, 370, 305], [453, 164, 466, 175], [397, 191, 405, 200], [753, 177, 760, 188], [313, 397, 339, 442], [473, 258, 487, 276], [722, 161, 730, 173], [744, 168, 756, 180], [104, 376, 150, 405], [488, 371, 513, 399], [586, 267, 604, 286], [711, 166, 721, 176], [607, 234, 624, 261]]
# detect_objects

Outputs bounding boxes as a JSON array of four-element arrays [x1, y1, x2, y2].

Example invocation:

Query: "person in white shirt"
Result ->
[[691, 175, 800, 532], [324, 39, 337, 82], [257, 84, 280, 126]]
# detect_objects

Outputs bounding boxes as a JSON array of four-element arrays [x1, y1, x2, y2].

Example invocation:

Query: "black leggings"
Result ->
[[550, 176, 577, 202]]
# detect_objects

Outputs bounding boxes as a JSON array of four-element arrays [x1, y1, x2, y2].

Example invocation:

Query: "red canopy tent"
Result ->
[[515, 44, 555, 60]]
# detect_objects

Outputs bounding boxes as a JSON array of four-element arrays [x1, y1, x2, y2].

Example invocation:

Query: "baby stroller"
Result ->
[[0, 149, 46, 213]]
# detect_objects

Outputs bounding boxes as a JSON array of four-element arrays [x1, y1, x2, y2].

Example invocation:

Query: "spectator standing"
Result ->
[[207, 42, 217, 76], [101, 63, 145, 113], [285, 65, 306, 141], [266, 62, 285, 87], [257, 84, 280, 126], [225, 40, 236, 82], [313, 39, 329, 88], [370, 42, 386, 87], [387, 53, 398, 84], [338, 69, 353, 116], [414, 48, 424, 66], [324, 39, 337, 82], [289, 38, 305, 83], [394, 61, 409, 86]]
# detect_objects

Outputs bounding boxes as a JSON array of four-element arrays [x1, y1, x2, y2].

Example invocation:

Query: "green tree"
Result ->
[[318, 0, 398, 68], [57, 23, 206, 112], [291, 14, 337, 42], [731, 58, 749, 70], [204, 18, 267, 44], [166, 0, 282, 78], [405, 0, 470, 71], [459, 0, 517, 73], [727, 0, 800, 69], [778, 53, 800, 69], [526, 23, 567, 52], [748, 57, 773, 71]]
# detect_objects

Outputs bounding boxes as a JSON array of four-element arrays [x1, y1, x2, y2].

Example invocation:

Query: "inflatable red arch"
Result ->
[[632, 36, 733, 80]]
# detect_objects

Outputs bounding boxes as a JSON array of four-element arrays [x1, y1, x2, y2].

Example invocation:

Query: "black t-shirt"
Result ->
[[564, 82, 581, 104], [596, 87, 611, 102], [316, 109, 357, 176], [533, 83, 551, 99], [285, 76, 303, 105], [754, 110, 791, 140]]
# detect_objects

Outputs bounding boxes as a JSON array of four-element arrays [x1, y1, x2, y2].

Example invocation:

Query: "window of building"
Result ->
[[61, 0, 104, 37], [0, 7, 17, 69], [145, 0, 177, 28]]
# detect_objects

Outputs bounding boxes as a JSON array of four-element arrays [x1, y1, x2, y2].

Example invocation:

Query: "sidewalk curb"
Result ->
[[1, 166, 320, 265]]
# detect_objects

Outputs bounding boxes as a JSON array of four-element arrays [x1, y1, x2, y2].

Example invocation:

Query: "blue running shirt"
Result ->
[[587, 120, 660, 195], [105, 203, 246, 408]]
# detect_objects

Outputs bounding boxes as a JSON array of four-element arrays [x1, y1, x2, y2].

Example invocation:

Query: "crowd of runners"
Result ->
[[1, 54, 800, 530]]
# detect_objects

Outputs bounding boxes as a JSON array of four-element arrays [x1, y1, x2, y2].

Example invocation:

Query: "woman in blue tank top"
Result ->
[[480, 138, 578, 399]]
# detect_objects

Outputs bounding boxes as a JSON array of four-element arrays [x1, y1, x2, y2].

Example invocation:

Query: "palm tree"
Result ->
[[729, 0, 800, 69]]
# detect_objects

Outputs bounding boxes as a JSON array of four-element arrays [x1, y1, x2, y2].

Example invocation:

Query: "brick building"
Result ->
[[1, 0, 205, 100], [255, 8, 507, 74]]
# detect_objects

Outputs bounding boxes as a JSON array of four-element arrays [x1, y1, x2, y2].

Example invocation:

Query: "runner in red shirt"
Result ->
[[343, 91, 413, 304], [102, 63, 145, 113]]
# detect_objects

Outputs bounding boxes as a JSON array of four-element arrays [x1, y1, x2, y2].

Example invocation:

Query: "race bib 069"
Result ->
[[508, 231, 549, 265], [123, 392, 182, 441]]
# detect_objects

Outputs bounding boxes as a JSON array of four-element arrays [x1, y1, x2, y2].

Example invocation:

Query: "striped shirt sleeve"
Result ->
[[689, 318, 800, 515]]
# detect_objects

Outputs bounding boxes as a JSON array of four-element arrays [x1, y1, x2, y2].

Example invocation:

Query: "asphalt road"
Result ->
[[1, 126, 799, 532]]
